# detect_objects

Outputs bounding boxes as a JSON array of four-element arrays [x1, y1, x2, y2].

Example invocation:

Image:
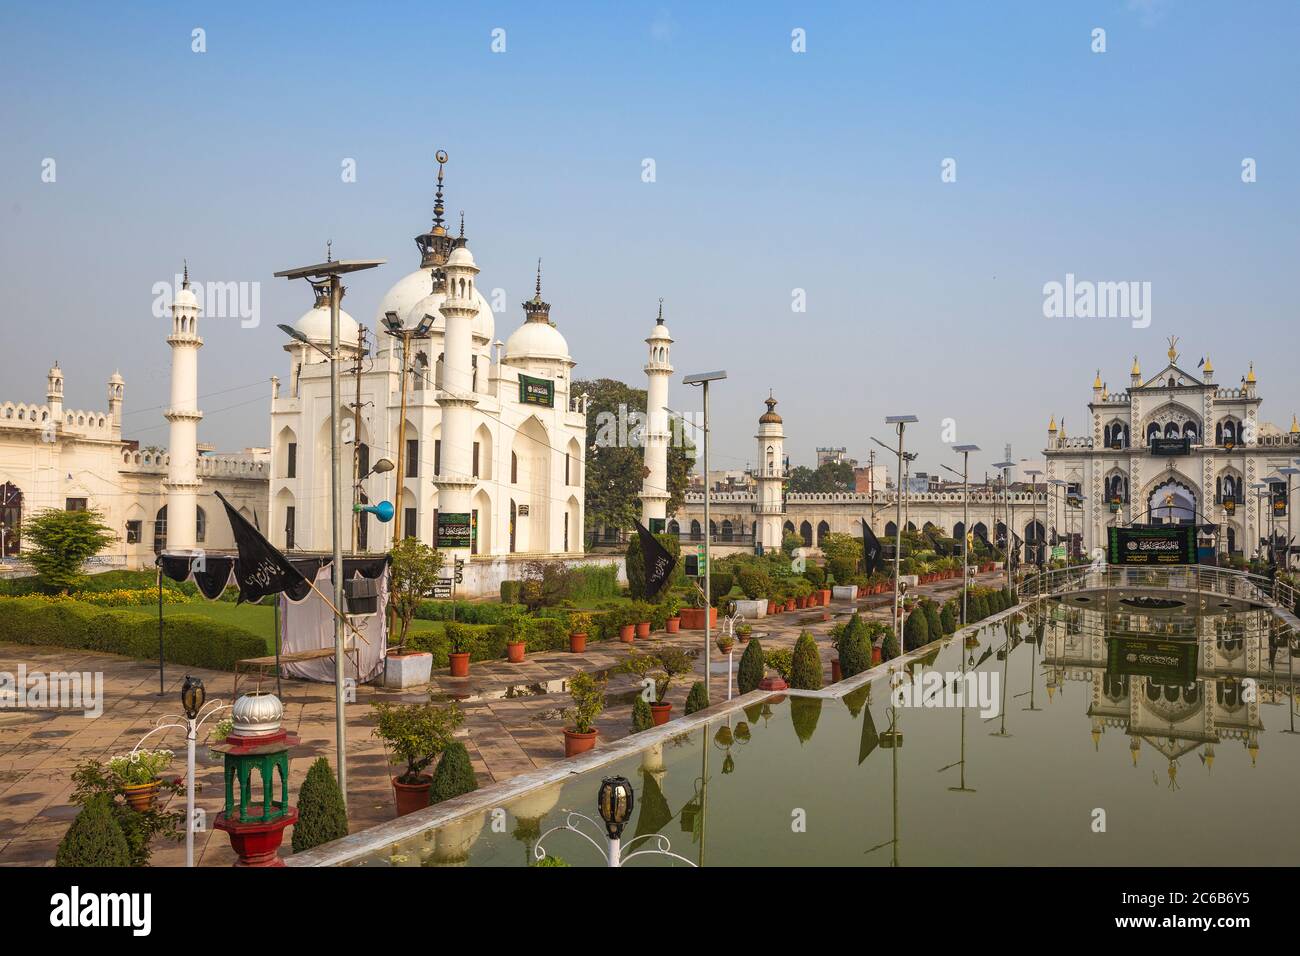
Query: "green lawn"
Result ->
[[126, 601, 444, 655]]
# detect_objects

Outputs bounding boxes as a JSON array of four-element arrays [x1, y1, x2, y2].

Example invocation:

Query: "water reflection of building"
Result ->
[[1040, 601, 1296, 773]]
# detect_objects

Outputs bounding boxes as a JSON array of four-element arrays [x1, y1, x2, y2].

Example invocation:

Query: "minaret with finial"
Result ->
[[755, 391, 786, 552], [46, 361, 64, 423], [165, 261, 203, 552], [640, 298, 674, 527], [434, 207, 480, 557], [415, 150, 455, 288]]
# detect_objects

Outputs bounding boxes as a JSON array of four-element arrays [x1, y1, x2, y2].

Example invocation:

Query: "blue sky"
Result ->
[[2, 1, 1297, 481]]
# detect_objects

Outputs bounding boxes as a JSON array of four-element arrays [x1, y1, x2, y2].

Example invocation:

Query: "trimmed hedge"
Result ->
[[684, 680, 709, 715], [0, 597, 264, 671], [430, 742, 479, 805], [416, 600, 526, 624], [292, 758, 348, 853], [790, 632, 822, 690], [56, 795, 130, 868], [737, 639, 765, 694]]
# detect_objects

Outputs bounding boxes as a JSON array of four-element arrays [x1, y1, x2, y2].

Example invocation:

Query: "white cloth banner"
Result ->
[[279, 564, 388, 683]]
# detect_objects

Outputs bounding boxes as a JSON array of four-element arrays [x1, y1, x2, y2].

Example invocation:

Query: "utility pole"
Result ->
[[351, 324, 366, 552]]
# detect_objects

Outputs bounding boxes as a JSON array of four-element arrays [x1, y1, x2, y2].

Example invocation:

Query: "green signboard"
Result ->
[[436, 511, 473, 549], [519, 374, 554, 408], [1106, 636, 1198, 684], [1107, 525, 1196, 565]]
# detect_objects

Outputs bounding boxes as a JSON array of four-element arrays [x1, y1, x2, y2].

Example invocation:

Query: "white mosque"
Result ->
[[267, 155, 589, 581]]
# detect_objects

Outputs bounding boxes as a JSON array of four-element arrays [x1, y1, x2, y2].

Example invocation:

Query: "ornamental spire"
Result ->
[[432, 149, 448, 236], [657, 297, 664, 325], [522, 258, 551, 323]]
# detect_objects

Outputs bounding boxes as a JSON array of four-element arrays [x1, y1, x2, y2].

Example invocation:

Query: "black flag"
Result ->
[[861, 518, 882, 576], [973, 526, 993, 553], [214, 490, 305, 603], [634, 520, 677, 599], [1011, 532, 1023, 569]]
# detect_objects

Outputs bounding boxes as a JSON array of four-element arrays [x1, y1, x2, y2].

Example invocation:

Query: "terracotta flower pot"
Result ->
[[716, 638, 735, 656], [619, 624, 635, 643], [819, 589, 831, 606], [831, 659, 842, 683], [564, 727, 598, 757], [507, 641, 526, 663], [680, 607, 717, 630], [569, 633, 587, 653], [392, 776, 430, 817], [650, 702, 672, 726], [449, 652, 470, 677], [872, 645, 882, 665], [785, 599, 796, 612], [665, 617, 681, 633], [123, 780, 161, 813], [635, 621, 651, 639], [767, 601, 778, 615]]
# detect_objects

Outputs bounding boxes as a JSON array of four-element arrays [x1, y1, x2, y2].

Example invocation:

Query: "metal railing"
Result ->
[[1021, 563, 1297, 614]]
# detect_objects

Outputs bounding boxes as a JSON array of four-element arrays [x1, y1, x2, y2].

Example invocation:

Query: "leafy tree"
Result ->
[[781, 532, 803, 556], [881, 629, 901, 662], [922, 600, 943, 640], [737, 638, 765, 694], [684, 680, 709, 714], [429, 741, 478, 805], [787, 461, 855, 493], [575, 377, 693, 534], [940, 602, 957, 634], [820, 533, 863, 571], [56, 795, 131, 867], [389, 537, 444, 648], [790, 631, 822, 689], [292, 758, 348, 852], [21, 507, 115, 594]]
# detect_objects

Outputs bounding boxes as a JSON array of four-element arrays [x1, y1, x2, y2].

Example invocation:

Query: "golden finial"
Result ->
[[534, 258, 542, 297], [1131, 355, 1141, 376], [1091, 728, 1100, 750], [1203, 355, 1213, 374], [1166, 335, 1179, 363], [1246, 362, 1256, 383], [1290, 414, 1298, 434], [1048, 415, 1057, 432], [1248, 741, 1259, 766], [432, 149, 449, 235], [1093, 369, 1103, 389]]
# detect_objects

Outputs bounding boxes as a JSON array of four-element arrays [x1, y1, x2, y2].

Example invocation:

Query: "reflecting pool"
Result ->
[[352, 601, 1300, 867]]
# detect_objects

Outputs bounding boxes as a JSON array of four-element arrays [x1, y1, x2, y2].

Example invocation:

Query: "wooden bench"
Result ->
[[233, 644, 362, 697]]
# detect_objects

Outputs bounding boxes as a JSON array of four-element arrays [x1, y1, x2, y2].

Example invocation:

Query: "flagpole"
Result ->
[[328, 273, 349, 806]]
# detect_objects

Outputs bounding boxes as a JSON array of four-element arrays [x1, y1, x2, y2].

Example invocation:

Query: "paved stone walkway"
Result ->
[[0, 572, 1003, 865]]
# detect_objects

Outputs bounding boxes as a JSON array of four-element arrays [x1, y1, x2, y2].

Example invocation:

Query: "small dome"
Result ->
[[293, 302, 359, 345], [173, 285, 199, 310], [504, 320, 570, 363], [648, 321, 672, 342], [375, 267, 495, 341], [231, 691, 283, 736], [446, 244, 477, 269], [108, 369, 124, 385], [759, 396, 782, 424]]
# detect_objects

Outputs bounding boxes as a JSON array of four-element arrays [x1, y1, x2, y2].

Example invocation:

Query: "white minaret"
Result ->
[[107, 370, 124, 435], [435, 228, 480, 556], [164, 264, 202, 552], [640, 299, 673, 528], [46, 362, 64, 422], [754, 393, 786, 552]]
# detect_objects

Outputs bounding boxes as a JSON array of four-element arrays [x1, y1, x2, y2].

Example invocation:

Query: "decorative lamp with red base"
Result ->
[[211, 691, 299, 867]]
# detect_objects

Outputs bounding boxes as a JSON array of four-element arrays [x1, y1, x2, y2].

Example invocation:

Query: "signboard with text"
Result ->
[[1150, 437, 1191, 456], [518, 374, 555, 408], [1107, 636, 1198, 684], [1107, 525, 1197, 565], [436, 512, 473, 549]]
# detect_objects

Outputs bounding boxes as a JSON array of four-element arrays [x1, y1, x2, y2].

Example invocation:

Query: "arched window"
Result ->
[[816, 520, 830, 545], [690, 519, 701, 540], [195, 506, 206, 544], [1146, 423, 1160, 444], [511, 452, 518, 483], [884, 521, 897, 537], [799, 521, 813, 547], [721, 519, 734, 541]]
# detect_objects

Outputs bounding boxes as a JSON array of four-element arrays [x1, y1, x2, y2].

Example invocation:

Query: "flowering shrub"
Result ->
[[1, 589, 189, 607], [107, 749, 174, 786]]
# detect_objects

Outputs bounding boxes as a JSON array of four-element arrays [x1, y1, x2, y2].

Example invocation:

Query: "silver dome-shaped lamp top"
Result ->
[[230, 691, 284, 737]]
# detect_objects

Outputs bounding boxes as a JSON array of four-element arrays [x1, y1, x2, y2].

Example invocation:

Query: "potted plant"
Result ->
[[617, 605, 636, 643], [385, 537, 445, 687], [567, 612, 592, 653], [620, 648, 694, 726], [633, 601, 653, 639], [564, 672, 605, 756], [108, 749, 174, 812], [736, 621, 753, 643], [663, 595, 683, 634], [445, 621, 476, 677], [371, 696, 463, 817], [716, 632, 735, 656], [499, 609, 528, 664]]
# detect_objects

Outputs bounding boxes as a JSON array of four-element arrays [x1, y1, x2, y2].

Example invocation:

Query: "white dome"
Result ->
[[446, 245, 477, 269], [504, 320, 570, 363], [647, 321, 672, 342], [293, 303, 359, 344], [173, 286, 199, 310], [375, 267, 494, 341]]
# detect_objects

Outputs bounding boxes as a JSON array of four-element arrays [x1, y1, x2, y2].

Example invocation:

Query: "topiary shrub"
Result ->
[[631, 695, 653, 732], [292, 757, 348, 853], [790, 696, 823, 745], [972, 593, 990, 621], [903, 608, 930, 651], [684, 680, 709, 715], [802, 565, 826, 589], [881, 630, 900, 661], [940, 602, 956, 634], [922, 600, 943, 640], [500, 580, 524, 604], [56, 795, 131, 867], [737, 638, 765, 694], [789, 631, 822, 689], [837, 614, 872, 678], [1001, 586, 1014, 610], [429, 741, 478, 805], [708, 571, 734, 607], [737, 566, 772, 600]]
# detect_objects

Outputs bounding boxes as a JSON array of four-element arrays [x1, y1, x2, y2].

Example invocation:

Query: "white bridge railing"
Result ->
[[1022, 564, 1297, 615]]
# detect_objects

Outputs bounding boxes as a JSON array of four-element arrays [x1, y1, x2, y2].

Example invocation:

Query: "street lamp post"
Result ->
[[950, 445, 980, 625], [1281, 465, 1300, 571], [684, 371, 726, 705], [1024, 468, 1042, 594], [994, 459, 1015, 593], [874, 416, 918, 650], [275, 256, 384, 804], [381, 310, 436, 546]]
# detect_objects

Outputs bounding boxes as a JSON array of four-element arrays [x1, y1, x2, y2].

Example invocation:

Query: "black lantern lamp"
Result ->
[[181, 674, 206, 721], [596, 775, 634, 840]]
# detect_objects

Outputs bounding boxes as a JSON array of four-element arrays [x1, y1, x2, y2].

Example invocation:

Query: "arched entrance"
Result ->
[[816, 520, 830, 545], [799, 521, 813, 547], [1147, 479, 1196, 525]]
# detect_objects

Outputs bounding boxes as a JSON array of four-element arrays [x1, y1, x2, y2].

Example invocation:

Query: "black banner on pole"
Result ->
[[1107, 525, 1197, 565], [635, 519, 677, 598], [861, 518, 882, 575]]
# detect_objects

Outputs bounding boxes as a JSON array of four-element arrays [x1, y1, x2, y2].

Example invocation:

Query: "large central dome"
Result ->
[[374, 266, 495, 341]]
